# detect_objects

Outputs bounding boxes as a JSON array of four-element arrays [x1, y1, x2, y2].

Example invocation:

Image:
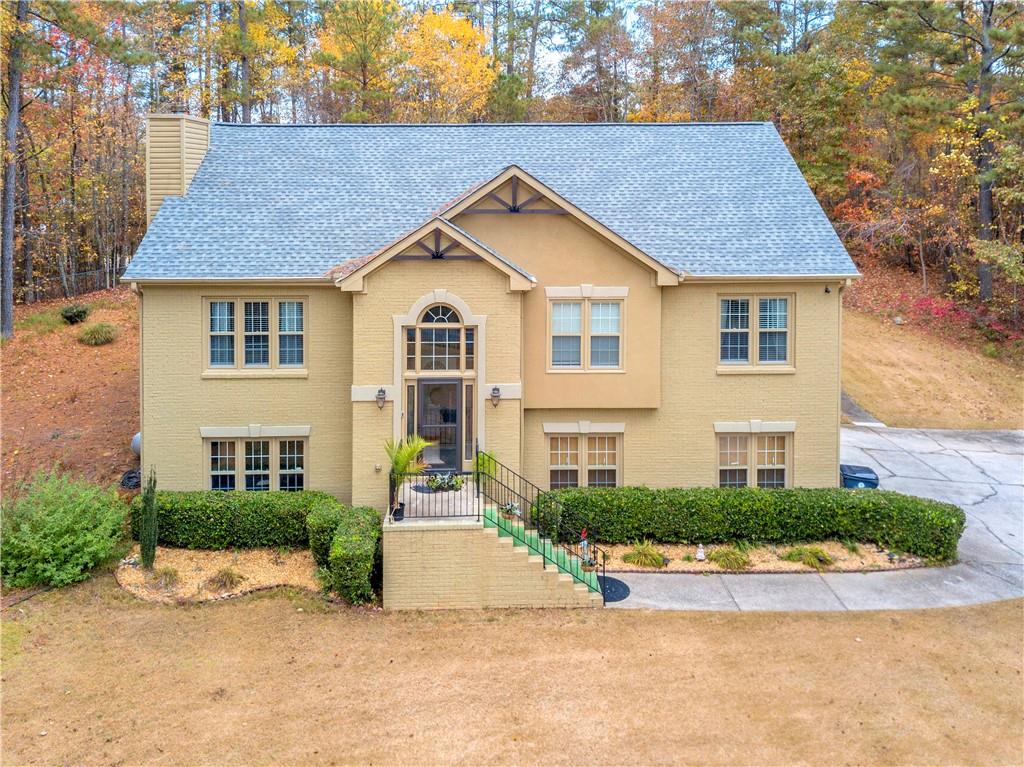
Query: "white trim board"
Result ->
[[199, 424, 311, 438], [542, 421, 625, 434], [714, 420, 796, 433]]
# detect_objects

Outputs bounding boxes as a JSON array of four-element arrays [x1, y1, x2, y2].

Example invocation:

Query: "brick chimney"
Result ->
[[145, 111, 211, 225]]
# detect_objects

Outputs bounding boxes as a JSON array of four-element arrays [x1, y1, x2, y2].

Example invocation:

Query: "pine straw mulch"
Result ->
[[116, 545, 321, 604], [603, 540, 926, 574]]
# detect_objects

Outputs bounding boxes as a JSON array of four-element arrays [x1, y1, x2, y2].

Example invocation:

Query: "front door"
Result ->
[[417, 379, 460, 471]]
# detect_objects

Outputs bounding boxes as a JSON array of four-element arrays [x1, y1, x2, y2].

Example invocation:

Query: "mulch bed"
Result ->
[[603, 540, 927, 574], [115, 545, 321, 604]]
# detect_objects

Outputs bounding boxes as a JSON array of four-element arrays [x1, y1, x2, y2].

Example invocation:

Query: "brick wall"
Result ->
[[382, 520, 598, 610]]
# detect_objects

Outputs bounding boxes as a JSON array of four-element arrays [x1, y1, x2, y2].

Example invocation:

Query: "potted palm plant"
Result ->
[[385, 435, 431, 521]]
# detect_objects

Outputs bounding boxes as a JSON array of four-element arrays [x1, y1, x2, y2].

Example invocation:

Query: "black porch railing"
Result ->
[[389, 471, 479, 521]]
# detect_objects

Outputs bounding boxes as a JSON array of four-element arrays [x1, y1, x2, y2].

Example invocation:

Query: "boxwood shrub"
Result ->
[[547, 487, 965, 562], [326, 506, 381, 604], [130, 490, 336, 549], [306, 499, 346, 567]]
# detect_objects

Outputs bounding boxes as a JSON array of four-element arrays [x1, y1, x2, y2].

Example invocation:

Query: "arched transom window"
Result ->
[[405, 304, 475, 372]]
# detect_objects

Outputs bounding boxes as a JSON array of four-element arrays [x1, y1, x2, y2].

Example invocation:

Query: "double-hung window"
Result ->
[[717, 434, 789, 488], [719, 295, 791, 366], [589, 302, 621, 367], [206, 298, 307, 371], [548, 434, 619, 488], [551, 302, 582, 368], [550, 298, 623, 370], [208, 438, 306, 491]]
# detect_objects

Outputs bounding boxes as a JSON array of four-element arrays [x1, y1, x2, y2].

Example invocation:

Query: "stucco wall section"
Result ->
[[383, 520, 598, 610], [523, 281, 843, 488], [455, 210, 662, 409], [139, 285, 353, 499]]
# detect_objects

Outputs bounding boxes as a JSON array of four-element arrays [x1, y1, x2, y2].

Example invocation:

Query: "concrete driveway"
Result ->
[[606, 426, 1023, 611]]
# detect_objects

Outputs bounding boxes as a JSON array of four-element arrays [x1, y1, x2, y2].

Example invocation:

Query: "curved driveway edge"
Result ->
[[607, 426, 1023, 611]]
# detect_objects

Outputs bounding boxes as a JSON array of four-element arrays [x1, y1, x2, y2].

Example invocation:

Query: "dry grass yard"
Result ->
[[843, 310, 1024, 430], [2, 578, 1021, 767]]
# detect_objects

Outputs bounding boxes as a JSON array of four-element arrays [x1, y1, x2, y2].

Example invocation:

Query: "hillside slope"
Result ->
[[843, 310, 1023, 430]]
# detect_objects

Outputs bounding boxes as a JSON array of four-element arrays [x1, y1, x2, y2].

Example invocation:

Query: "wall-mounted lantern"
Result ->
[[376, 387, 387, 410], [490, 386, 501, 408]]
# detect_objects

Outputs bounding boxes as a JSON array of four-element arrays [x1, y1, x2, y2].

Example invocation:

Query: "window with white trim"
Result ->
[[589, 302, 621, 367], [550, 299, 624, 370], [717, 435, 749, 488], [719, 295, 791, 366], [551, 302, 582, 368], [717, 433, 789, 488], [207, 438, 307, 491], [404, 304, 475, 373], [206, 298, 307, 370], [548, 434, 619, 488]]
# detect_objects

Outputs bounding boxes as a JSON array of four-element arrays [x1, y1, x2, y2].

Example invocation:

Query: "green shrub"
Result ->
[[708, 546, 750, 570], [60, 303, 90, 324], [130, 490, 336, 549], [781, 545, 835, 570], [139, 468, 158, 569], [326, 506, 381, 604], [621, 539, 666, 568], [78, 322, 117, 346], [306, 499, 346, 567], [548, 487, 965, 562], [1, 471, 127, 587]]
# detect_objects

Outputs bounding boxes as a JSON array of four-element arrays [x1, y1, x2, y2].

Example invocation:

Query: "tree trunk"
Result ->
[[506, 0, 515, 77], [975, 0, 995, 301], [238, 1, 252, 123], [17, 127, 33, 303], [1, 0, 27, 338], [526, 0, 541, 98]]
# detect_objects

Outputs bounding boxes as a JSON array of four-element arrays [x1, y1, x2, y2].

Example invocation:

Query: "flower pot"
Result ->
[[392, 502, 405, 522], [581, 563, 597, 572]]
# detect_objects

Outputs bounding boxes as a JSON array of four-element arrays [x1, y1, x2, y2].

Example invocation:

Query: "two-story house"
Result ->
[[125, 114, 858, 513]]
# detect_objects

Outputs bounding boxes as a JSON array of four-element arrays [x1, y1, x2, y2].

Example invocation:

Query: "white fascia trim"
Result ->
[[352, 384, 397, 402], [200, 424, 312, 438], [543, 420, 625, 434], [484, 383, 522, 399], [714, 420, 797, 433], [129, 277, 332, 284], [544, 285, 630, 299], [681, 274, 860, 283]]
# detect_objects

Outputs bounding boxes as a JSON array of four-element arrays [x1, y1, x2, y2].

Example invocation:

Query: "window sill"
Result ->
[[202, 368, 309, 380], [716, 365, 795, 376], [546, 368, 626, 374]]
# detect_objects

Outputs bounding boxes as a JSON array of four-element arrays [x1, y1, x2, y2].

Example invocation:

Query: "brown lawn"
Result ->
[[843, 310, 1024, 430], [2, 578, 1021, 767], [1, 288, 140, 493]]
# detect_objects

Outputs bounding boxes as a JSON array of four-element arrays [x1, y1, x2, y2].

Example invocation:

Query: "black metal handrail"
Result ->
[[475, 448, 605, 601], [389, 471, 479, 521]]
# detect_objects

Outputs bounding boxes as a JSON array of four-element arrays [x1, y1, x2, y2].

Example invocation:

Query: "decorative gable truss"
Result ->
[[441, 166, 680, 287], [332, 217, 536, 293]]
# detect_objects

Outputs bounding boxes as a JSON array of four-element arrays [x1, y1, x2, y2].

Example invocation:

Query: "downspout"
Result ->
[[132, 282, 144, 472]]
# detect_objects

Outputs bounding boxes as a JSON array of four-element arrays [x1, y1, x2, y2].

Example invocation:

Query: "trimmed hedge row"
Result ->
[[547, 487, 965, 561], [306, 501, 346, 567], [326, 505, 381, 604], [129, 490, 337, 549]]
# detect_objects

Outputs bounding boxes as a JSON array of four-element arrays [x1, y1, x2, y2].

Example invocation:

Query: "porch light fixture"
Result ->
[[375, 387, 387, 409], [490, 386, 501, 408]]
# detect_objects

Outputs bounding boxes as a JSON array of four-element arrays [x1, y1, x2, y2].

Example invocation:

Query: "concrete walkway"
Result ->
[[606, 426, 1023, 611]]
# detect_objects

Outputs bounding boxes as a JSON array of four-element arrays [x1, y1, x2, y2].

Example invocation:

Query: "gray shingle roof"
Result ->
[[124, 122, 858, 281]]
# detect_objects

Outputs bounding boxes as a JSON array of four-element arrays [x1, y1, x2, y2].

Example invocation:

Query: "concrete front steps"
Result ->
[[382, 517, 601, 610]]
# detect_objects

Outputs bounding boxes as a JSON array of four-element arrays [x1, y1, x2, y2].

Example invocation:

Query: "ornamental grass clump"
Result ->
[[204, 567, 244, 592], [622, 539, 666, 569], [78, 322, 117, 346], [781, 545, 835, 571], [707, 545, 750, 571], [1, 471, 127, 587]]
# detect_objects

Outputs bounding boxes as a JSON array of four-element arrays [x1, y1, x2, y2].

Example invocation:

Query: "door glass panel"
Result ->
[[418, 382, 459, 470]]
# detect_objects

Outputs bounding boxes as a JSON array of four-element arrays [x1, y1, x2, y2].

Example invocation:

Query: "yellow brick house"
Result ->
[[126, 115, 858, 607]]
